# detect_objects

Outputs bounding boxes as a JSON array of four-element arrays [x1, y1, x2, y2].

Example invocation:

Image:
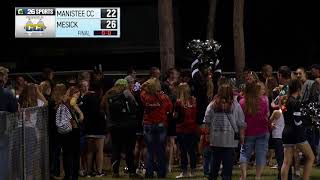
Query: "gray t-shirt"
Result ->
[[204, 100, 246, 148], [300, 80, 314, 102]]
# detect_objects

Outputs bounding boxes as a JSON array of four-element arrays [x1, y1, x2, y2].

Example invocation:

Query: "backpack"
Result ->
[[108, 93, 136, 121], [55, 104, 72, 134]]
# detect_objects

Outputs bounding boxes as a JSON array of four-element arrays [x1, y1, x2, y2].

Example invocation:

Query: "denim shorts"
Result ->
[[239, 133, 269, 166]]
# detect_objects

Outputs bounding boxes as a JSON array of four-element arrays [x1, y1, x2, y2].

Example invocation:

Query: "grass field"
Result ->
[[79, 166, 320, 180]]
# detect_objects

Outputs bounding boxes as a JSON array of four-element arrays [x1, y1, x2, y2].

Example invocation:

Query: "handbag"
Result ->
[[56, 104, 72, 134]]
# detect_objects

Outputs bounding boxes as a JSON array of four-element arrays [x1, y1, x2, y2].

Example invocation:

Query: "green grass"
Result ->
[[79, 166, 320, 180]]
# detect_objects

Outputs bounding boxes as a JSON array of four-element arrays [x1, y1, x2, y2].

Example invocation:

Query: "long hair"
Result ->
[[176, 83, 192, 106], [19, 83, 38, 108], [257, 81, 267, 96], [288, 79, 302, 97], [52, 84, 67, 108], [65, 86, 80, 104], [244, 83, 261, 115], [39, 80, 52, 96], [213, 83, 233, 112]]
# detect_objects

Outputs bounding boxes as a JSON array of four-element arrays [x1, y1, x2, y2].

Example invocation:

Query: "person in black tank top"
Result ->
[[281, 79, 315, 180]]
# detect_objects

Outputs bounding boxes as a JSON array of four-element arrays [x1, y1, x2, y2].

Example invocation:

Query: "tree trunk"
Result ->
[[158, 0, 175, 75], [233, 0, 246, 81], [207, 0, 219, 39]]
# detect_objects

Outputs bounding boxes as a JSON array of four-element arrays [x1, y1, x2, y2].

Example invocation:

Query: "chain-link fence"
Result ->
[[0, 106, 49, 180]]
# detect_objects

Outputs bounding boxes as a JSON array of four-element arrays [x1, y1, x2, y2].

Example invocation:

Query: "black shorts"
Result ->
[[282, 126, 307, 145]]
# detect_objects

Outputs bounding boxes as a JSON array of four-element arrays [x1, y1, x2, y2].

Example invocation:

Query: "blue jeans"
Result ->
[[203, 146, 211, 176], [176, 133, 197, 173], [240, 133, 269, 166], [210, 147, 235, 180], [143, 124, 167, 178]]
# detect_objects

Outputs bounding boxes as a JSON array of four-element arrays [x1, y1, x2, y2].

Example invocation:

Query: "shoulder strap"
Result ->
[[223, 102, 238, 133]]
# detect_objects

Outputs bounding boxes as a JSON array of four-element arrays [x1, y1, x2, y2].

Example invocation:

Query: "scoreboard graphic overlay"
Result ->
[[15, 7, 120, 38]]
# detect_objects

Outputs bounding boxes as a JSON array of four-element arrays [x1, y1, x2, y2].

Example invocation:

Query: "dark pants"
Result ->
[[49, 132, 61, 177], [60, 129, 80, 180], [143, 124, 167, 178], [273, 138, 293, 180], [110, 128, 136, 175], [210, 147, 235, 180], [203, 146, 211, 176], [176, 133, 197, 173]]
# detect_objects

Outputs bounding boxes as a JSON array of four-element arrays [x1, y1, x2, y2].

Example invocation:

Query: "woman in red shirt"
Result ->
[[140, 78, 173, 178], [174, 83, 198, 178]]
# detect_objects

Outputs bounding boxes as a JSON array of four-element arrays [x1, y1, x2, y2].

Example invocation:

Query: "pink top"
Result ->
[[240, 96, 269, 136]]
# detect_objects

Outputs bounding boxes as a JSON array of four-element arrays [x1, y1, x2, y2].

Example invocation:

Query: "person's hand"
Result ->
[[172, 112, 178, 119], [270, 122, 276, 129], [271, 101, 279, 109]]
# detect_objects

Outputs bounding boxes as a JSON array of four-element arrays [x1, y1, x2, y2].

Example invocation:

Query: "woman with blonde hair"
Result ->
[[174, 83, 198, 178], [140, 78, 173, 178], [49, 84, 66, 178], [239, 83, 270, 180], [39, 80, 52, 100], [56, 86, 83, 180]]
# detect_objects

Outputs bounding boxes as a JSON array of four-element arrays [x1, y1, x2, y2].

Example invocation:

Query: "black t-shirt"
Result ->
[[283, 96, 302, 127], [282, 95, 308, 144], [80, 92, 106, 135]]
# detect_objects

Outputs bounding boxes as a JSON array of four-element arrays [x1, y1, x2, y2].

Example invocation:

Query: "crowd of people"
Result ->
[[0, 64, 320, 180]]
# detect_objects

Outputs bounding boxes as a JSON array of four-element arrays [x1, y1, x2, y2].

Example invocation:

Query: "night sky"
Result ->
[[1, 0, 319, 72]]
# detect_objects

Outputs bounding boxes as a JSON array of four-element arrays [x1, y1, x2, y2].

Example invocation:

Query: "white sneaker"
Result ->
[[270, 164, 278, 169], [176, 172, 188, 179]]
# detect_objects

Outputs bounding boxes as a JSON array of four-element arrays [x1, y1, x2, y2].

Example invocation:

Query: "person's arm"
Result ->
[[36, 85, 48, 106], [73, 104, 84, 122], [235, 102, 246, 145], [70, 97, 84, 122], [166, 94, 173, 113], [203, 102, 214, 125]]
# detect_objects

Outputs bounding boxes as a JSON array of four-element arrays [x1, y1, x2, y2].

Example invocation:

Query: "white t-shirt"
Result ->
[[272, 112, 285, 139]]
